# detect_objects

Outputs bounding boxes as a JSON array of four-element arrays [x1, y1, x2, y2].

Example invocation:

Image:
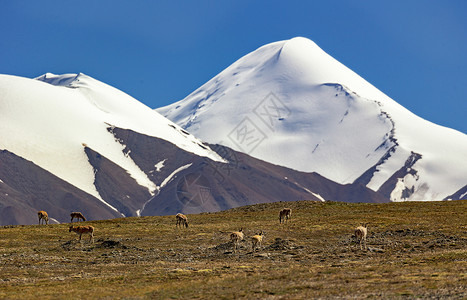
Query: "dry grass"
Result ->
[[1, 200, 466, 299]]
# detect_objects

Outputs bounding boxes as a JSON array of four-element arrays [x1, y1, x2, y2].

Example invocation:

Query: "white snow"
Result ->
[[49, 218, 60, 224], [311, 192, 326, 203], [154, 159, 167, 172], [0, 73, 224, 209], [158, 37, 467, 201], [159, 163, 192, 190], [284, 177, 326, 202]]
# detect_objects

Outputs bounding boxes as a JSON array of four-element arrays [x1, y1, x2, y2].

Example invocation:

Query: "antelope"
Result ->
[[38, 211, 49, 225], [175, 213, 189, 228], [230, 228, 244, 252], [70, 212, 86, 222], [279, 208, 292, 224], [69, 225, 94, 243], [251, 231, 264, 252], [355, 224, 368, 250]]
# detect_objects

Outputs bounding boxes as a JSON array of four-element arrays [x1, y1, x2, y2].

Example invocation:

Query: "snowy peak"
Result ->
[[275, 37, 338, 84], [36, 73, 223, 162], [158, 37, 467, 202], [273, 37, 401, 106]]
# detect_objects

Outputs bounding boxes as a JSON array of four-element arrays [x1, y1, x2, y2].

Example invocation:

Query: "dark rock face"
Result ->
[[0, 150, 122, 225], [109, 128, 388, 217], [444, 185, 467, 201], [377, 152, 423, 200], [84, 146, 151, 217], [0, 127, 388, 226]]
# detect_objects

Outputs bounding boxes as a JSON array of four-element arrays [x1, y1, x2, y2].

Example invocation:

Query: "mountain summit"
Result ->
[[158, 37, 467, 201]]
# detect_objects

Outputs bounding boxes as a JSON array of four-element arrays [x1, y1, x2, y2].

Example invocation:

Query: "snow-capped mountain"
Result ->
[[158, 37, 467, 202], [0, 72, 386, 225], [1, 73, 223, 201]]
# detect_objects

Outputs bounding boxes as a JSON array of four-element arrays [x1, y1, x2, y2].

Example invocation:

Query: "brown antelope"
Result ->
[[175, 213, 189, 228], [37, 211, 49, 225], [230, 228, 244, 252], [279, 208, 292, 224], [70, 212, 86, 222], [69, 225, 94, 243], [251, 231, 264, 252], [355, 224, 368, 250]]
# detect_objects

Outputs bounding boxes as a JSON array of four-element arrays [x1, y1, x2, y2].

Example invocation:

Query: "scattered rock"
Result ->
[[265, 238, 302, 251], [367, 247, 385, 253], [213, 241, 234, 251], [96, 239, 128, 249]]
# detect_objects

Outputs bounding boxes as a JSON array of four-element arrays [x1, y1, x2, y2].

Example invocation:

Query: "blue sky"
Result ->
[[1, 1, 466, 134]]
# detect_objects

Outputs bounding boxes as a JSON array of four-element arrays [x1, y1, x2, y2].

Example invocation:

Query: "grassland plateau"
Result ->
[[0, 200, 466, 299]]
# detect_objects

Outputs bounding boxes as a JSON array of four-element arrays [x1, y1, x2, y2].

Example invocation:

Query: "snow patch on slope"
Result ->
[[159, 163, 192, 190], [153, 159, 167, 173]]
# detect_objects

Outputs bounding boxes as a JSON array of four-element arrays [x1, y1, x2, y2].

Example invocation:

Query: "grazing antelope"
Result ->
[[230, 228, 244, 252], [70, 212, 86, 222], [69, 225, 94, 243], [175, 213, 189, 228], [251, 231, 264, 252], [355, 224, 368, 250], [279, 208, 292, 224], [38, 211, 49, 225]]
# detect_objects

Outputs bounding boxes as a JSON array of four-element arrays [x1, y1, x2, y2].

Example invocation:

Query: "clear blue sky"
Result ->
[[2, 1, 466, 134]]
